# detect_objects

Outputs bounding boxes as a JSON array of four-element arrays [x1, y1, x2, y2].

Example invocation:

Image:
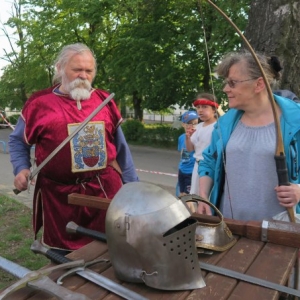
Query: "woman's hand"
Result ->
[[275, 183, 300, 207], [197, 201, 212, 215]]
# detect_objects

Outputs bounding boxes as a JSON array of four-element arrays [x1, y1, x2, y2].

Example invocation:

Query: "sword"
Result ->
[[30, 240, 148, 300], [0, 256, 90, 300], [67, 221, 300, 298], [0, 111, 15, 130], [13, 92, 115, 194]]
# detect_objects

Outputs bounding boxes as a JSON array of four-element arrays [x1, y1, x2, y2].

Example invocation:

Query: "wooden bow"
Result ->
[[205, 0, 295, 223]]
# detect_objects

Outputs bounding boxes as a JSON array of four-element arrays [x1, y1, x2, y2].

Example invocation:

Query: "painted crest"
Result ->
[[68, 121, 107, 173]]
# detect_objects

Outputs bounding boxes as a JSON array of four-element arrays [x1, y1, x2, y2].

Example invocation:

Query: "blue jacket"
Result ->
[[178, 133, 195, 174], [198, 94, 300, 213]]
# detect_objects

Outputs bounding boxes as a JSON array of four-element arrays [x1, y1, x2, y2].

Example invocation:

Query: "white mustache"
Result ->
[[69, 78, 91, 90], [68, 78, 92, 101]]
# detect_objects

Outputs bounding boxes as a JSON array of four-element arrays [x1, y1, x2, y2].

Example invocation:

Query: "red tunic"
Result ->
[[22, 88, 123, 250]]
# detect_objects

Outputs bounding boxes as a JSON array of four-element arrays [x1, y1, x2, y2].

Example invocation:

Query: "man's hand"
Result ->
[[14, 169, 32, 191]]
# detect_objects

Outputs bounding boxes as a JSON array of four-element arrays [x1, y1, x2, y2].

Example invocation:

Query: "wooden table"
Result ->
[[7, 234, 298, 300]]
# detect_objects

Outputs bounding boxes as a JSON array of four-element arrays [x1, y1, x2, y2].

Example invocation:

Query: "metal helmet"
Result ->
[[181, 194, 237, 252], [105, 182, 206, 290]]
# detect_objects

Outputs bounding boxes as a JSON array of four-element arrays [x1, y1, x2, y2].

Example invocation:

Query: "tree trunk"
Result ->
[[244, 0, 300, 96], [132, 91, 143, 121]]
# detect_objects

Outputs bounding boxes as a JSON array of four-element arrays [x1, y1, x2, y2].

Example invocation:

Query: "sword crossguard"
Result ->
[[36, 259, 86, 276], [57, 258, 110, 285], [85, 258, 110, 268], [57, 267, 86, 285], [0, 259, 89, 300]]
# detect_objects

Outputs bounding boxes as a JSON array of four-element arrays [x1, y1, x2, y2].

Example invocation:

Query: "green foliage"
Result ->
[[122, 120, 184, 148], [0, 0, 250, 112], [6, 114, 19, 125], [106, 0, 251, 110], [141, 125, 184, 147], [121, 119, 145, 141]]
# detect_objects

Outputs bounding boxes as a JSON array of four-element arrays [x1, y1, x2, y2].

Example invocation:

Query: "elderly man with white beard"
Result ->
[[9, 43, 138, 255]]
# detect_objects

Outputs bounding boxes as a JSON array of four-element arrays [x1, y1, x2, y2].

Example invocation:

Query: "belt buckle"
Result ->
[[76, 178, 87, 184], [76, 176, 94, 184]]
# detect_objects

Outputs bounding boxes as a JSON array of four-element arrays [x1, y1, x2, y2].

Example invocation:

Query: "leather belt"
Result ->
[[44, 160, 122, 185]]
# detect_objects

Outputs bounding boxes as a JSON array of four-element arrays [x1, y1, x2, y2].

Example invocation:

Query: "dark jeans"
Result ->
[[178, 170, 192, 194]]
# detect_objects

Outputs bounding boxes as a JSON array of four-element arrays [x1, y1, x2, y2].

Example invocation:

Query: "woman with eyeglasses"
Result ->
[[196, 50, 300, 222]]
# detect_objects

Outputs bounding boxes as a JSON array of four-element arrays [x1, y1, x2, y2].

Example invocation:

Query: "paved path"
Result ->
[[0, 128, 34, 208], [0, 128, 177, 209]]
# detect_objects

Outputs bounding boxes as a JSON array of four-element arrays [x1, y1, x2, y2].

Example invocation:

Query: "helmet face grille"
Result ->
[[162, 219, 198, 271]]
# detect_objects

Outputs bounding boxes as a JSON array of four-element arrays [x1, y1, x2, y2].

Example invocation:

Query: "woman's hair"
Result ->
[[194, 92, 224, 117], [195, 92, 217, 102], [215, 50, 282, 88], [52, 43, 97, 84]]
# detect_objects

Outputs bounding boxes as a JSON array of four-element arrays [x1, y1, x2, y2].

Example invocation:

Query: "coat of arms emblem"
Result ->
[[68, 121, 107, 172]]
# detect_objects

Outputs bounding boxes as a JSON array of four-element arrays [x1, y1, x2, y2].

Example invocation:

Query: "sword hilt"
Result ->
[[13, 188, 21, 195], [30, 240, 149, 300], [13, 172, 32, 195], [66, 221, 107, 243], [31, 240, 71, 264], [274, 154, 295, 223]]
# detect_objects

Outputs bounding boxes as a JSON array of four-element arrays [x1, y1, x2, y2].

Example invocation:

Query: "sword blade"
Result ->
[[0, 256, 30, 278], [74, 269, 147, 300], [200, 262, 300, 297]]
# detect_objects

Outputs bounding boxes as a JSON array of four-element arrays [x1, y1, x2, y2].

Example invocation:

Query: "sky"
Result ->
[[0, 0, 16, 74]]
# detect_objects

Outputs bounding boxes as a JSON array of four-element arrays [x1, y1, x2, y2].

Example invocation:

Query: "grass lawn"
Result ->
[[0, 194, 49, 290]]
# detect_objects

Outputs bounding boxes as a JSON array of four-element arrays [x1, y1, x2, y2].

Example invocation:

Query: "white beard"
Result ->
[[66, 78, 92, 101]]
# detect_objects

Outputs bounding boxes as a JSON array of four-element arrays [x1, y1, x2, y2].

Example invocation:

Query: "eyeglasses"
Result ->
[[223, 78, 256, 88], [185, 123, 198, 129]]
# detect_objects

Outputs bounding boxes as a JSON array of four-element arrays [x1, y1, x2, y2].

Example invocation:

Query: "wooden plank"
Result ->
[[68, 193, 111, 210], [68, 193, 300, 248], [1, 287, 37, 300], [3, 239, 298, 300], [67, 240, 109, 261], [192, 237, 264, 300], [99, 238, 238, 300], [228, 243, 298, 300], [193, 216, 300, 249]]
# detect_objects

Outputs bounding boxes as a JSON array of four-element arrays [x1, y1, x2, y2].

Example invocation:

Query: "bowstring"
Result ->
[[198, 0, 234, 219]]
